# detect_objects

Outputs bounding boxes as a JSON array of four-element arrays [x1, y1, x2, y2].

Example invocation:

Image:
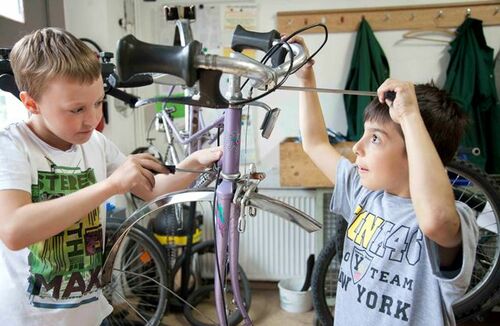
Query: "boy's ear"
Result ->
[[19, 91, 39, 114]]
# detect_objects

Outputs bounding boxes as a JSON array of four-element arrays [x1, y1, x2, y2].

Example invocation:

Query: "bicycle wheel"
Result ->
[[311, 235, 337, 326], [182, 240, 252, 326], [311, 159, 500, 325], [447, 160, 500, 321], [103, 218, 169, 326]]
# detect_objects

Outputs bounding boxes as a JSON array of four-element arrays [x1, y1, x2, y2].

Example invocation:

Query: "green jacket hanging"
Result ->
[[444, 18, 500, 173], [344, 18, 390, 141]]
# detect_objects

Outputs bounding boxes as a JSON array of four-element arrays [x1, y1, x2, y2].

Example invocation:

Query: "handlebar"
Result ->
[[116, 31, 308, 97], [109, 73, 153, 88], [231, 25, 279, 53], [0, 51, 19, 98], [0, 48, 144, 107], [231, 25, 287, 67], [100, 51, 153, 89], [117, 34, 202, 87]]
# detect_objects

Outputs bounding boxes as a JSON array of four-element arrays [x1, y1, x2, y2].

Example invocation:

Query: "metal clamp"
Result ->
[[221, 172, 241, 180]]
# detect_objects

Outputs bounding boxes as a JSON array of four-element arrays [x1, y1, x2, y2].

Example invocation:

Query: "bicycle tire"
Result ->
[[311, 159, 500, 325], [447, 160, 500, 321], [103, 218, 169, 326], [167, 239, 214, 309], [311, 235, 337, 326], [182, 241, 252, 326]]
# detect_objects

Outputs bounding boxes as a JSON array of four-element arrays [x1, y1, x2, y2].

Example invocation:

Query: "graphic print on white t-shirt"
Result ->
[[27, 159, 103, 308]]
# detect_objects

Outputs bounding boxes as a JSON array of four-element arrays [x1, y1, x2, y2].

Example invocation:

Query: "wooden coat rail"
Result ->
[[277, 1, 500, 33]]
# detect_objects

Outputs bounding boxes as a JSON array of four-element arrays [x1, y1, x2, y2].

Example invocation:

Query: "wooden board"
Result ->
[[277, 1, 500, 34], [280, 141, 356, 188]]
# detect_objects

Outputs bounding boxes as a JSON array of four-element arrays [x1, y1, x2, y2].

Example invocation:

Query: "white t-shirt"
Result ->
[[0, 121, 126, 325]]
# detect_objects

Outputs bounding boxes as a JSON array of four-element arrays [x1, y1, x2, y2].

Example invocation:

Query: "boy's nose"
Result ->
[[352, 140, 362, 156], [84, 108, 102, 128]]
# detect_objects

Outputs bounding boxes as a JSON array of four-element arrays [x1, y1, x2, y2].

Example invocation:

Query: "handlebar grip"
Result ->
[[231, 25, 280, 53], [116, 34, 202, 87], [231, 25, 288, 67], [116, 74, 153, 88]]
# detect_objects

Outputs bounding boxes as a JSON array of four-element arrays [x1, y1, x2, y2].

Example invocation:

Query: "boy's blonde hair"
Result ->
[[9, 27, 101, 100]]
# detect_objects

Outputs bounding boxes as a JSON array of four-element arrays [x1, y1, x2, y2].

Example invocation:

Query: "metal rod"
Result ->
[[164, 164, 215, 174], [174, 167, 212, 173], [279, 85, 377, 97]]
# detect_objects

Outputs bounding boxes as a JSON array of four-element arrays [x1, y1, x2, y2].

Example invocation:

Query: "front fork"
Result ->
[[214, 102, 253, 325]]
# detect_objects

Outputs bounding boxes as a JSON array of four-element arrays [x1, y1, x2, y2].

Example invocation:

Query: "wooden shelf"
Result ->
[[277, 1, 500, 33]]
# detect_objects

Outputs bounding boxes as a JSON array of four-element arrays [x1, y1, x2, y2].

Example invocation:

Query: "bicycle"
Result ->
[[105, 9, 256, 325], [99, 41, 251, 326], [128, 11, 251, 325], [101, 23, 328, 326], [107, 11, 303, 325], [311, 159, 500, 325]]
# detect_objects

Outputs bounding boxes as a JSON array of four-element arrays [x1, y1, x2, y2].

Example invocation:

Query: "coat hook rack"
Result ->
[[277, 1, 500, 33]]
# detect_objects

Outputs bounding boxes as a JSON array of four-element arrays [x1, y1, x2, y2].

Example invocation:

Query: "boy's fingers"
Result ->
[[211, 147, 223, 157], [139, 167, 156, 191], [305, 58, 315, 67], [377, 79, 397, 103], [133, 152, 164, 165], [139, 157, 169, 175], [132, 153, 154, 159], [210, 148, 223, 162]]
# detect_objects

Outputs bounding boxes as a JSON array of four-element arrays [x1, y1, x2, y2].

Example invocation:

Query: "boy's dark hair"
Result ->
[[364, 83, 467, 165], [9, 27, 100, 101]]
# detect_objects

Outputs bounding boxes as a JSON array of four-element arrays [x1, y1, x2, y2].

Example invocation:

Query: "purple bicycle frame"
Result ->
[[213, 77, 253, 325]]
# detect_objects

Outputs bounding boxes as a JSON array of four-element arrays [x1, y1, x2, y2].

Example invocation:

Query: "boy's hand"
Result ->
[[187, 146, 223, 167], [281, 35, 314, 82], [377, 79, 419, 125], [108, 153, 169, 194]]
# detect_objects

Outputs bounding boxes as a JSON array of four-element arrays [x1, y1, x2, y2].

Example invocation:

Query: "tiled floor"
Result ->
[[161, 282, 500, 325]]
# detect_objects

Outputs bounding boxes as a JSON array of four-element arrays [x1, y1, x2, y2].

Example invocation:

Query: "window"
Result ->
[[0, 91, 28, 128], [0, 0, 25, 23]]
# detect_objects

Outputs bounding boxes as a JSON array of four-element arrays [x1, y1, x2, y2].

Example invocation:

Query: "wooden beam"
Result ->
[[277, 1, 500, 34]]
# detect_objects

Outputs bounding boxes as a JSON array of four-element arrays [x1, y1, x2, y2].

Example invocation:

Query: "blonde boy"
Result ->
[[0, 27, 221, 325]]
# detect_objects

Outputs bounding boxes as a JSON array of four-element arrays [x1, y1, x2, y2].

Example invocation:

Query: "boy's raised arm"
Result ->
[[377, 79, 461, 255], [293, 37, 342, 185]]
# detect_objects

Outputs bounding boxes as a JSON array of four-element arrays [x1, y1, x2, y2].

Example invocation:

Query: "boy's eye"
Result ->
[[371, 134, 381, 144], [71, 107, 84, 113], [95, 100, 104, 107]]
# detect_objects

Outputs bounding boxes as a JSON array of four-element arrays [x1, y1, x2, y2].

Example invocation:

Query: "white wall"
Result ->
[[63, 0, 500, 187]]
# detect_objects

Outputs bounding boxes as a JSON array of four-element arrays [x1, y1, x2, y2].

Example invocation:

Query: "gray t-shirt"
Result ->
[[331, 158, 478, 326]]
